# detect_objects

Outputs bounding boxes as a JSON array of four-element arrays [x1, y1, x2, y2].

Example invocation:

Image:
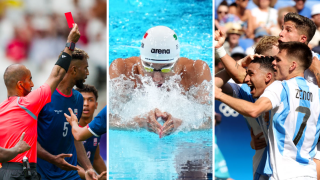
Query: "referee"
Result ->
[[0, 24, 80, 179]]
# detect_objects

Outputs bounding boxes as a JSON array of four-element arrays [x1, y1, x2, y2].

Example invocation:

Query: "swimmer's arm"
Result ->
[[45, 24, 80, 94], [196, 116, 212, 130], [216, 88, 272, 118], [194, 60, 212, 84], [109, 114, 142, 130], [109, 58, 126, 79]]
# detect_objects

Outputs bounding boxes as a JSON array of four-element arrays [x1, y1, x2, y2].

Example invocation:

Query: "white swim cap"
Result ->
[[140, 26, 180, 64]]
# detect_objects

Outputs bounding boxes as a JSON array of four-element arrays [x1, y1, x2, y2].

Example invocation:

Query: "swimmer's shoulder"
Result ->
[[177, 57, 209, 68], [111, 56, 140, 66], [109, 57, 141, 79]]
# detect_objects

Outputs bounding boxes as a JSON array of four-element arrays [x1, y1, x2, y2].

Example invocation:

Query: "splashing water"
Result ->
[[109, 74, 212, 132]]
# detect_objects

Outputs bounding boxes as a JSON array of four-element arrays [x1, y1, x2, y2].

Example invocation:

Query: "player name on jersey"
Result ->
[[295, 89, 313, 102]]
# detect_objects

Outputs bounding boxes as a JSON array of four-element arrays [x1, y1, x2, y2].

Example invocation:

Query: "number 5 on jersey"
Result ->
[[63, 122, 69, 137]]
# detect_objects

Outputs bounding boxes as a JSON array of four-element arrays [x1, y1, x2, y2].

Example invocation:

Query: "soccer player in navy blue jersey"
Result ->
[[75, 84, 106, 180], [36, 48, 100, 180]]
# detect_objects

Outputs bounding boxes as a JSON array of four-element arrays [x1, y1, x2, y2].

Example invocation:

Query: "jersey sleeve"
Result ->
[[260, 81, 283, 108], [19, 83, 52, 117], [312, 51, 320, 60], [88, 106, 107, 137], [228, 82, 255, 103]]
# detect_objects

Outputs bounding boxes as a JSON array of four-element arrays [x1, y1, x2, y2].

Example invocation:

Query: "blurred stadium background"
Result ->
[[0, 0, 106, 163]]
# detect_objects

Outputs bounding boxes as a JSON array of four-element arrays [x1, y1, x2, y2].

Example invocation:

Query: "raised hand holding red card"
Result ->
[[65, 12, 74, 28]]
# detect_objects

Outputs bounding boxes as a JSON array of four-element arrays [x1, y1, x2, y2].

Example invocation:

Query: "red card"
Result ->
[[65, 12, 74, 28]]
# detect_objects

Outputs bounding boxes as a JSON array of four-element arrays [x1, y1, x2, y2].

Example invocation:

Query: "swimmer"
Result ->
[[109, 26, 212, 137]]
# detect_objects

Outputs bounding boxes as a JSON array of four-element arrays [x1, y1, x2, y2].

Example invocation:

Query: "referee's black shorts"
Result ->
[[0, 163, 41, 180]]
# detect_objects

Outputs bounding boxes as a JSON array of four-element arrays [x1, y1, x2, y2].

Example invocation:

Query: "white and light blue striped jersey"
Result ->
[[229, 82, 270, 180], [304, 51, 320, 85], [260, 77, 320, 180]]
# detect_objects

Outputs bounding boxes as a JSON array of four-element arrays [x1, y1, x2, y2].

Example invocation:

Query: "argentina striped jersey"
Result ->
[[260, 77, 320, 180]]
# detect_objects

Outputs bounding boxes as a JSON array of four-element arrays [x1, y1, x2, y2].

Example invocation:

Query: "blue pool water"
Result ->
[[109, 0, 212, 68], [109, 0, 213, 179]]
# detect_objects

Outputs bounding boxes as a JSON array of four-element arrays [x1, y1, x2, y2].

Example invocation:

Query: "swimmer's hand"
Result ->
[[214, 30, 226, 49], [160, 113, 182, 138], [64, 108, 79, 126], [134, 108, 166, 135]]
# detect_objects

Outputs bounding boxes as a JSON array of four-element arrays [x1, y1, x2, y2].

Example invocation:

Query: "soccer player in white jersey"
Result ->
[[217, 12, 320, 178], [277, 12, 320, 178], [215, 36, 279, 180], [278, 13, 320, 85], [216, 42, 320, 180]]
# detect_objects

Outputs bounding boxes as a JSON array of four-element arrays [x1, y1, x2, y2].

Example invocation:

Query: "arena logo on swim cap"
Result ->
[[151, 49, 170, 54], [173, 34, 177, 40], [144, 33, 148, 38]]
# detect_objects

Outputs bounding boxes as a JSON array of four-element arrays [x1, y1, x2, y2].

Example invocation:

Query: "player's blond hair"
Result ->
[[254, 36, 279, 55]]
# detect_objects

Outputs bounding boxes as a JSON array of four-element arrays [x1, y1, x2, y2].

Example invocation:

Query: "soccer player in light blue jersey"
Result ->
[[216, 42, 320, 180], [215, 35, 279, 180]]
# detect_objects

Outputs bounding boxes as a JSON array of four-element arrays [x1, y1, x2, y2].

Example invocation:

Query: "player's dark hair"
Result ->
[[76, 84, 98, 101], [250, 56, 275, 72], [278, 41, 312, 70], [58, 48, 89, 61], [219, 0, 228, 7], [229, 2, 237, 8], [284, 12, 316, 44]]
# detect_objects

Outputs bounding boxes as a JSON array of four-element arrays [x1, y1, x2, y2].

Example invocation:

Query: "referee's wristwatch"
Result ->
[[66, 42, 76, 51]]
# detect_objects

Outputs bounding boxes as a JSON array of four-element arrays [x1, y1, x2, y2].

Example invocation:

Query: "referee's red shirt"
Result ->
[[0, 83, 51, 163]]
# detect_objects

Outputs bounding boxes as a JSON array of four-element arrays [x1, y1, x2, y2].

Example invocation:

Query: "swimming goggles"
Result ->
[[141, 61, 175, 73]]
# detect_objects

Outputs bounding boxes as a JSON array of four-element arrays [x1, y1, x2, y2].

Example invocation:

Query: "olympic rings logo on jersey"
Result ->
[[219, 103, 239, 117]]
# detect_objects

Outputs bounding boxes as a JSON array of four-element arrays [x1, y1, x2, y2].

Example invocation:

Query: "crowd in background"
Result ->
[[0, 0, 106, 111], [215, 0, 320, 179], [215, 0, 320, 74]]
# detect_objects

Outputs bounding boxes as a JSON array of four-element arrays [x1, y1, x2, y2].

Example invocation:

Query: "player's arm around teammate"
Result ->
[[0, 133, 30, 163], [215, 86, 273, 118]]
